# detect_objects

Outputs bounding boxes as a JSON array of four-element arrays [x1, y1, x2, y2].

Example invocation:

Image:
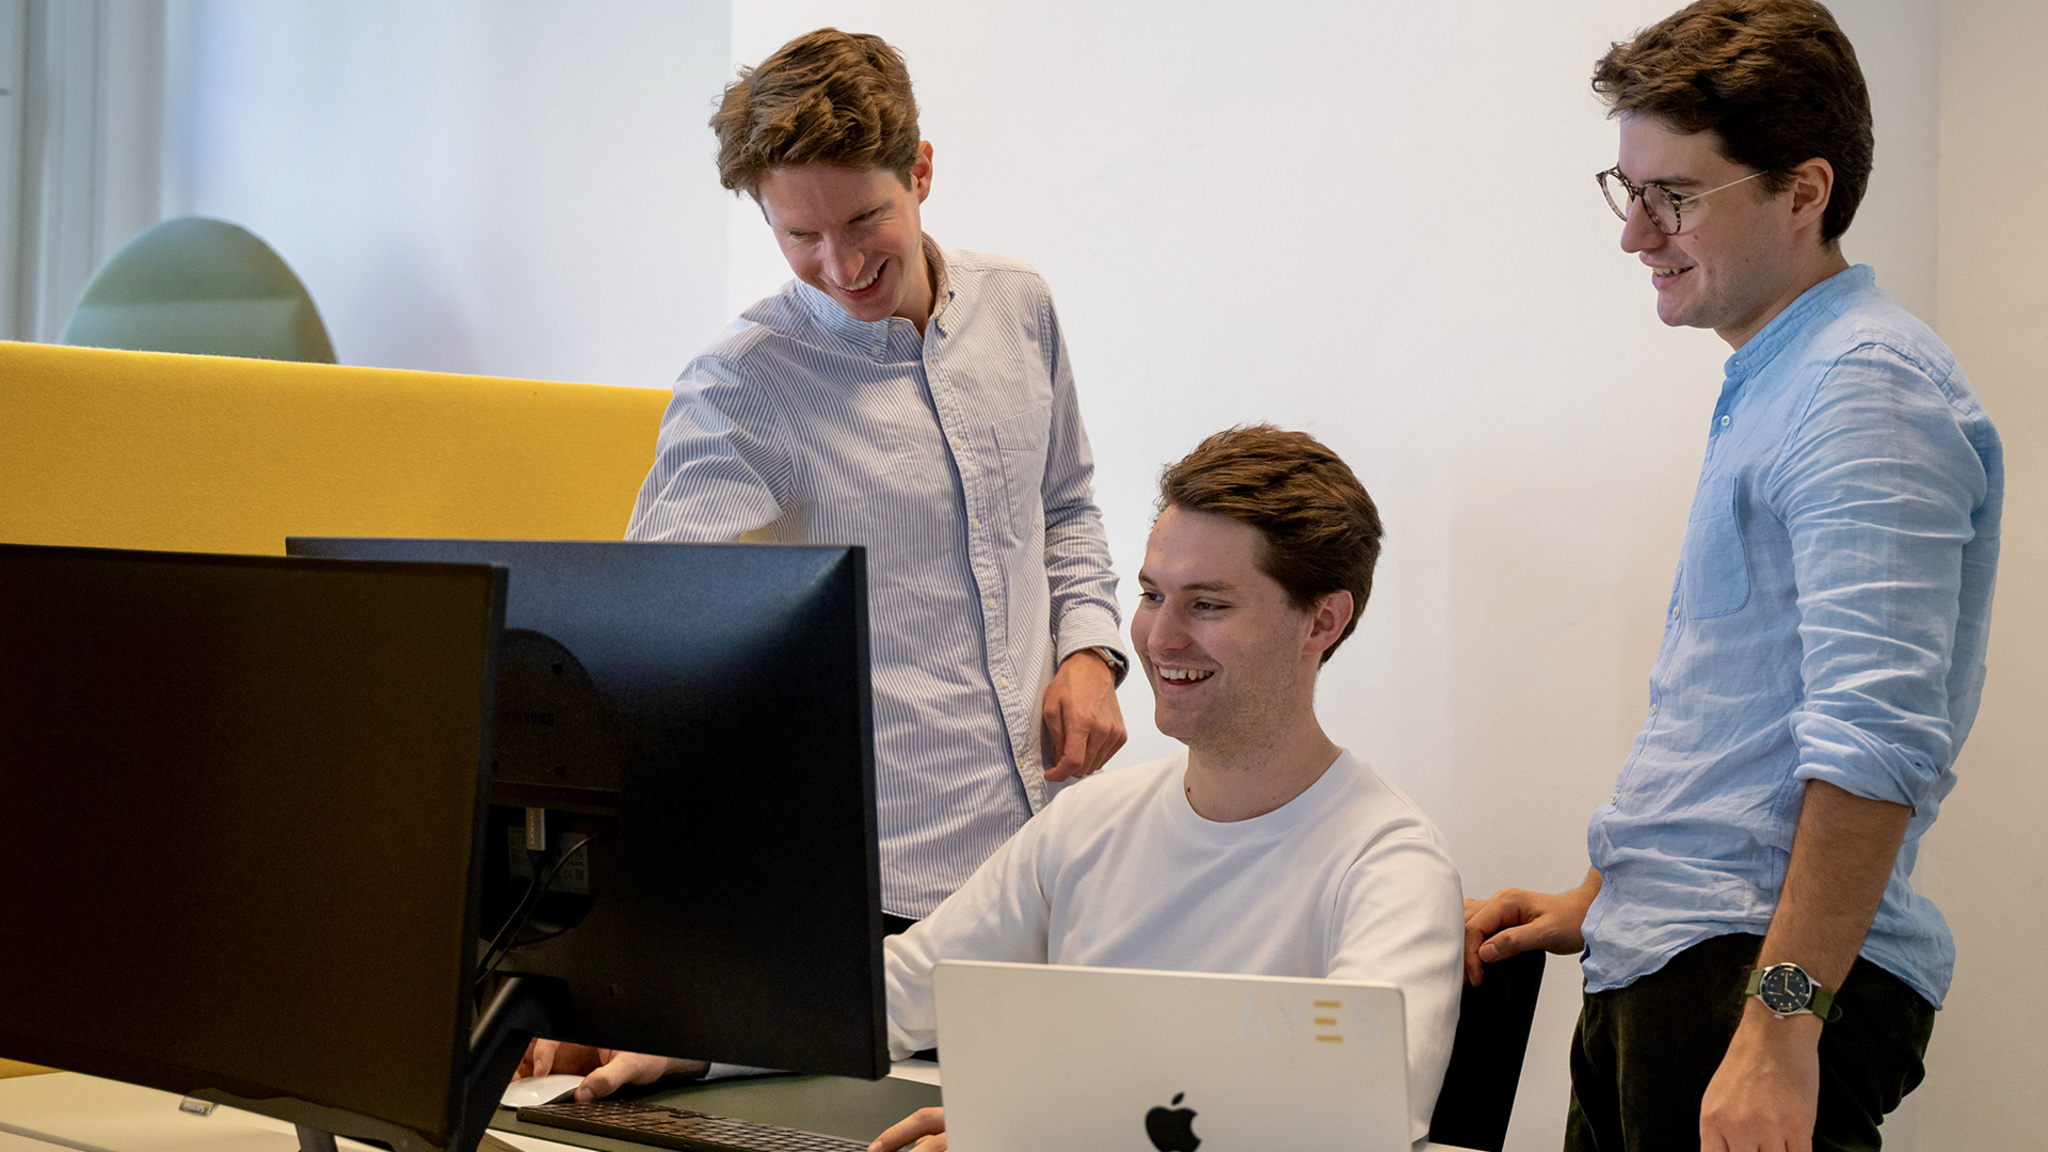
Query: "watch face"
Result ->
[[1758, 965, 1812, 1014]]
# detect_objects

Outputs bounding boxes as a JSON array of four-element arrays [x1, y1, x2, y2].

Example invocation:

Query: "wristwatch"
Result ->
[[1745, 963, 1842, 1022], [1089, 646, 1129, 686]]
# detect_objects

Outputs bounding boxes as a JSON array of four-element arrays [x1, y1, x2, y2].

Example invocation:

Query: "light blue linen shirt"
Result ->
[[1582, 265, 2003, 1008], [625, 237, 1124, 919]]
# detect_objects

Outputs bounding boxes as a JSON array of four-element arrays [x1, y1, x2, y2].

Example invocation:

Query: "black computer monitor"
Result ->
[[0, 542, 507, 1152], [284, 539, 887, 1080]]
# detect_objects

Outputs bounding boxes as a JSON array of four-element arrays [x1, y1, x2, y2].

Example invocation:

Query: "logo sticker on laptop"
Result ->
[[1313, 998, 1343, 1043], [1236, 996, 1358, 1045], [1145, 1091, 1200, 1151]]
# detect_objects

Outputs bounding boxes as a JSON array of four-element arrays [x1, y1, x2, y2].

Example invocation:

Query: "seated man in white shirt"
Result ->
[[869, 424, 1465, 1152]]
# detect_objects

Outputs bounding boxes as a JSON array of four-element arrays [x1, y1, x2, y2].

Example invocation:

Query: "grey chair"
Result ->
[[61, 216, 337, 363]]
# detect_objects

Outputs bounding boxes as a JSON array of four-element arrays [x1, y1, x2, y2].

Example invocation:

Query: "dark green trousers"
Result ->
[[1564, 933, 1935, 1152]]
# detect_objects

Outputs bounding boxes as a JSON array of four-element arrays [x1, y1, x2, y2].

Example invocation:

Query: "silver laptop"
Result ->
[[933, 960, 1411, 1151]]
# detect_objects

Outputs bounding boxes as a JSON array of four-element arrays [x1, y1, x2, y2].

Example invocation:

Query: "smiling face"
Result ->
[[1131, 506, 1345, 758], [755, 142, 935, 328], [1615, 114, 1815, 349]]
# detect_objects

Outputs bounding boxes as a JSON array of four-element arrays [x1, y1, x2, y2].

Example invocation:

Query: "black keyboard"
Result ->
[[516, 1098, 871, 1152]]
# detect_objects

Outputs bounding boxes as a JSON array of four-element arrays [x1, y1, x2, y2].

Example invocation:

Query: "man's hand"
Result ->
[[1693, 780, 1909, 1150], [869, 1106, 946, 1152], [514, 1039, 708, 1102], [1041, 649, 1125, 782], [1461, 869, 1601, 986], [1699, 1001, 1822, 1152]]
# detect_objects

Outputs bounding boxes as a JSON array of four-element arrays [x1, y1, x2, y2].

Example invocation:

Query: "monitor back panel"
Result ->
[[287, 538, 886, 1080], [0, 543, 504, 1145], [934, 961, 1411, 1152]]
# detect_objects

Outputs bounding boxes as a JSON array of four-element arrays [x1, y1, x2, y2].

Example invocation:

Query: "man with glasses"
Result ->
[[1464, 2, 2002, 1150]]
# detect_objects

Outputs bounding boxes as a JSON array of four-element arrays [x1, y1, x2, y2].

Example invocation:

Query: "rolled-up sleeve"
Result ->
[[1035, 293, 1124, 666], [624, 356, 797, 542], [1769, 343, 1990, 815]]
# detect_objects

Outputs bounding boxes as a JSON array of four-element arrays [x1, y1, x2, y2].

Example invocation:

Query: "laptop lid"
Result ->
[[933, 961, 1410, 1152]]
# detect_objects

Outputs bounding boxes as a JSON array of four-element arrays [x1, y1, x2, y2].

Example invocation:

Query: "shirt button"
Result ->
[[1671, 605, 1681, 620], [1719, 415, 1732, 428], [970, 516, 982, 529], [998, 675, 1010, 689], [952, 436, 965, 449], [1649, 702, 1660, 716]]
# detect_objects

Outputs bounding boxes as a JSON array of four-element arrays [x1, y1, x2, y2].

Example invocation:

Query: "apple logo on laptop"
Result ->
[[1145, 1092, 1200, 1151]]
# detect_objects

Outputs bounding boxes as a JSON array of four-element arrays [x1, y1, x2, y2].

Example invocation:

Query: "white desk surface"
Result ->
[[0, 1067, 1477, 1152], [0, 1073, 580, 1152]]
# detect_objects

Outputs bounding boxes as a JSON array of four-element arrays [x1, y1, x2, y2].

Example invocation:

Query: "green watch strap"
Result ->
[[1745, 965, 1843, 1023], [1809, 981, 1841, 1023]]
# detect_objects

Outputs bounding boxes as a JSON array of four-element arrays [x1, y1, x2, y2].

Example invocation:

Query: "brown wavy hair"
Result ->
[[710, 28, 921, 198], [1592, 0, 1873, 244], [1158, 426, 1383, 665]]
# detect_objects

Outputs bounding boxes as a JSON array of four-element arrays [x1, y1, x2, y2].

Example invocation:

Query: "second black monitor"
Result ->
[[288, 538, 886, 1081]]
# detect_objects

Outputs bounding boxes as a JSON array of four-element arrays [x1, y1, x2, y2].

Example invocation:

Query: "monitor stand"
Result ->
[[286, 976, 563, 1152]]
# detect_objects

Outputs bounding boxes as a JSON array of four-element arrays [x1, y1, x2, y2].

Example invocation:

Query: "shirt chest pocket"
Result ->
[[992, 403, 1051, 546], [1681, 475, 1751, 619]]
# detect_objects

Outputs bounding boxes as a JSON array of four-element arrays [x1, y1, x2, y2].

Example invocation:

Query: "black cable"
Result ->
[[476, 834, 592, 985], [476, 849, 547, 979], [497, 922, 575, 951], [474, 830, 604, 992]]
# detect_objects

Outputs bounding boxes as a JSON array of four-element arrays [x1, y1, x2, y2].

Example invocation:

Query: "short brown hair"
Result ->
[[710, 28, 921, 198], [1158, 426, 1383, 664], [1592, 0, 1873, 244]]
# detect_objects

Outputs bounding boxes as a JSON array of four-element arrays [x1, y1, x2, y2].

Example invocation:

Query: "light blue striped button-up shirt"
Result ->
[[626, 237, 1124, 918], [1582, 265, 2003, 1007]]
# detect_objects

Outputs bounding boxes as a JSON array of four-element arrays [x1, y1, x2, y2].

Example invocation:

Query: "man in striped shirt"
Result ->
[[627, 28, 1128, 937]]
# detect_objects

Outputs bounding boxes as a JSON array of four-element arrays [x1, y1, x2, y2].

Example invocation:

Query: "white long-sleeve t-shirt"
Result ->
[[884, 749, 1465, 1147]]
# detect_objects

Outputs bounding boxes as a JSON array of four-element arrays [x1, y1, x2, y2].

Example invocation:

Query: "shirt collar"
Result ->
[[925, 233, 953, 328], [1722, 263, 1875, 385], [795, 232, 952, 357]]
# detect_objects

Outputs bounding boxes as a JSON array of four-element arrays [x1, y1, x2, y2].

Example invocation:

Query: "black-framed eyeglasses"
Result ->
[[1597, 166, 1766, 235]]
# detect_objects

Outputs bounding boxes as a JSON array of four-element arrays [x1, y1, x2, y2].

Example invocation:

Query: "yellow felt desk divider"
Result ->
[[0, 341, 668, 555]]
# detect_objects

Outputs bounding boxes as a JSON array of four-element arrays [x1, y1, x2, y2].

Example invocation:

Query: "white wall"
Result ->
[[160, 0, 731, 386], [1914, 1, 2048, 1146]]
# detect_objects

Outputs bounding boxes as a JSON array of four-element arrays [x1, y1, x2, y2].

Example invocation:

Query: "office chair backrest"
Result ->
[[1427, 949, 1546, 1152], [61, 216, 337, 363]]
